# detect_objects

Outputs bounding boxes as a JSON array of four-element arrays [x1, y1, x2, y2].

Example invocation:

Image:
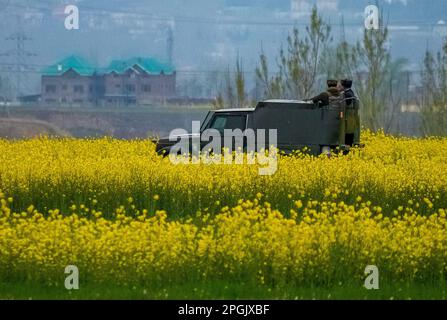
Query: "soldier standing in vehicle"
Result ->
[[310, 80, 341, 107], [340, 79, 360, 146], [340, 79, 355, 106]]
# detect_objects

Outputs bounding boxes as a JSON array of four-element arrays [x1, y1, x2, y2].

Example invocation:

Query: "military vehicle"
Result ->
[[155, 98, 361, 156]]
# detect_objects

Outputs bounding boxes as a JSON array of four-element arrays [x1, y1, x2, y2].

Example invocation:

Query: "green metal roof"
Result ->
[[41, 55, 96, 76], [42, 56, 175, 76], [104, 57, 175, 75]]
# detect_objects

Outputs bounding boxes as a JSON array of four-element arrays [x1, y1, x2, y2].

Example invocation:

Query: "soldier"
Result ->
[[340, 79, 360, 146], [310, 80, 341, 107], [340, 79, 355, 106]]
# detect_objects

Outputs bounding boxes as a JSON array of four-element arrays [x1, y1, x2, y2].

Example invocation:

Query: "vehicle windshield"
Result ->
[[200, 111, 215, 132], [209, 114, 247, 134]]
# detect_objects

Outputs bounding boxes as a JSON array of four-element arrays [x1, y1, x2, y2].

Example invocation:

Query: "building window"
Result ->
[[142, 84, 151, 92], [62, 85, 67, 91], [74, 85, 84, 94], [45, 85, 57, 93], [126, 84, 136, 93]]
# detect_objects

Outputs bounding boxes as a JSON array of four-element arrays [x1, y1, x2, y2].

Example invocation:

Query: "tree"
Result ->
[[254, 47, 283, 99], [213, 54, 250, 109], [419, 42, 447, 136], [255, 6, 331, 99], [323, 14, 407, 131], [255, 6, 407, 132], [235, 55, 247, 108]]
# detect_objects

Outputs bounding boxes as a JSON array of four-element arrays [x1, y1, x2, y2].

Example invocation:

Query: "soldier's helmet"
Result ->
[[341, 79, 353, 89], [327, 80, 338, 88]]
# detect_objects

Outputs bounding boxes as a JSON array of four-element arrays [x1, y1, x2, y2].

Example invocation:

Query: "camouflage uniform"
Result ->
[[311, 87, 341, 107], [344, 89, 360, 145]]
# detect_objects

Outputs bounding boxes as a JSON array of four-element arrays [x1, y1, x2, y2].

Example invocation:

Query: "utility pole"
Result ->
[[0, 15, 37, 101], [165, 25, 174, 107], [167, 25, 174, 66]]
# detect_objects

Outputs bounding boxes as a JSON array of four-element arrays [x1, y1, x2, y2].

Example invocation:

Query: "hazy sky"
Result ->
[[0, 0, 446, 94]]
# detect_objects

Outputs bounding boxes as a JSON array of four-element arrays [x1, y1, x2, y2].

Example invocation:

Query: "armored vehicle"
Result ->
[[155, 98, 361, 156]]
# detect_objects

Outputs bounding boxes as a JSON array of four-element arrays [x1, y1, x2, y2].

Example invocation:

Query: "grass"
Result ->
[[0, 281, 446, 300]]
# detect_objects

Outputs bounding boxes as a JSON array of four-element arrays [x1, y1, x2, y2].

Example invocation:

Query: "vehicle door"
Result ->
[[202, 113, 248, 154]]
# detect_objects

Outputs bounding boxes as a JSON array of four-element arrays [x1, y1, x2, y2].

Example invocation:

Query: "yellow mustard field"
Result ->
[[0, 131, 446, 287]]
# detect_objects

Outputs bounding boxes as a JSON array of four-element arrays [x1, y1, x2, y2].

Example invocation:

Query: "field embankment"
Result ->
[[0, 105, 208, 139]]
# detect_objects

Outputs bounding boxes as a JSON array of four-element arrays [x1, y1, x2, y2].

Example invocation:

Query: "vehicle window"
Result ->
[[209, 115, 246, 133]]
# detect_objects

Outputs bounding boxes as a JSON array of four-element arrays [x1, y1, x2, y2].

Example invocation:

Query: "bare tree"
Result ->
[[323, 14, 407, 131], [255, 6, 331, 100], [235, 55, 247, 108], [419, 42, 447, 136], [213, 55, 250, 109], [255, 48, 283, 99]]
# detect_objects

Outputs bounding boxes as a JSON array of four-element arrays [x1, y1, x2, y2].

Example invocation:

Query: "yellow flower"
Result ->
[[0, 131, 445, 289]]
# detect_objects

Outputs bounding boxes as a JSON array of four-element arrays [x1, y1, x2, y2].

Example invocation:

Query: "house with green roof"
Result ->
[[41, 55, 176, 106], [41, 55, 97, 77], [102, 57, 176, 106], [41, 55, 101, 106], [104, 57, 175, 75]]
